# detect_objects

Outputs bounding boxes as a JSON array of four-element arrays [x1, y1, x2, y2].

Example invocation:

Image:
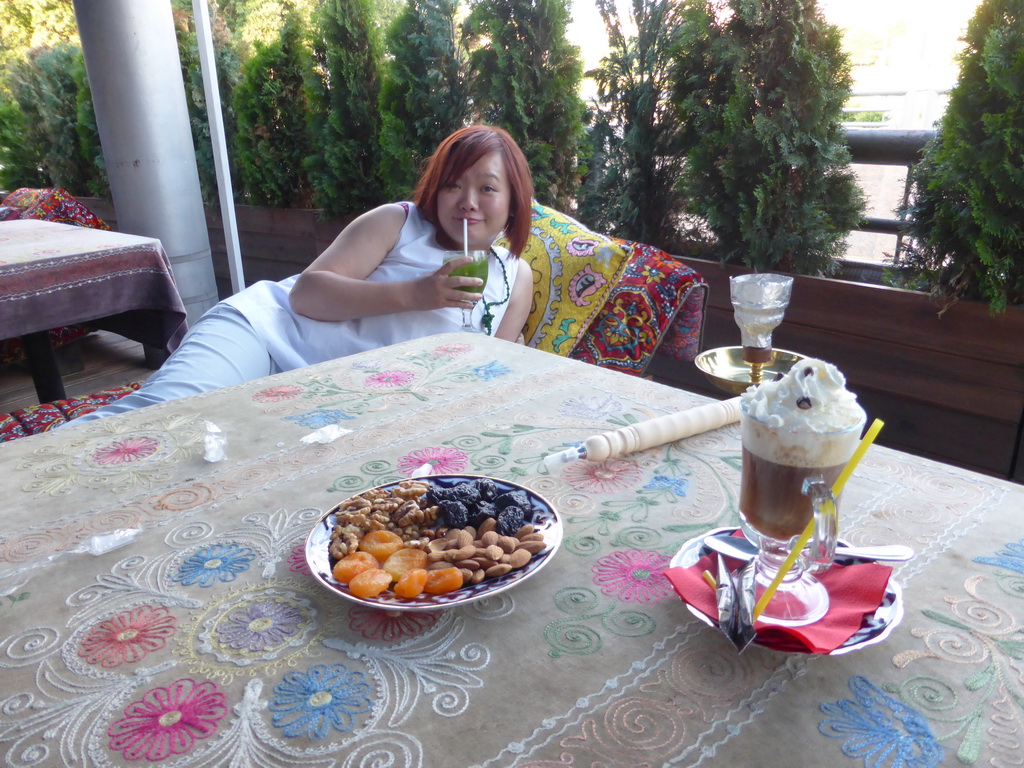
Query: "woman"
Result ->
[[71, 124, 535, 423]]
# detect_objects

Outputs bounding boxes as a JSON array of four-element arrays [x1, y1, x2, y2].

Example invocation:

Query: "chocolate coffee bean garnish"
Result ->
[[796, 396, 813, 409], [802, 366, 815, 377]]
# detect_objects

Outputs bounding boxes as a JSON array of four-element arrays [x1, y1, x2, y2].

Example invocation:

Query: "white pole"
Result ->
[[193, 0, 246, 294]]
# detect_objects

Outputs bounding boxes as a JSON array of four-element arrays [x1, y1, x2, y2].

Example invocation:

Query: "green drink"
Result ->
[[445, 250, 489, 292], [444, 250, 489, 332]]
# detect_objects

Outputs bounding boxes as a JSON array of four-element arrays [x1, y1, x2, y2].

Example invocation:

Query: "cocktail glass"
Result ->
[[443, 250, 489, 332], [739, 401, 866, 626]]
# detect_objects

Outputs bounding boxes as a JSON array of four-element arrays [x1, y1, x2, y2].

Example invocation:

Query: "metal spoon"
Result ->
[[703, 534, 914, 563]]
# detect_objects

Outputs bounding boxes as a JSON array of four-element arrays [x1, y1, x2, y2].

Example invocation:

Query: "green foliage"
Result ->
[[72, 52, 108, 198], [0, 94, 48, 191], [306, 0, 386, 217], [0, 0, 78, 90], [894, 0, 1024, 313], [3, 44, 104, 195], [672, 0, 863, 274], [173, 0, 243, 206], [578, 0, 691, 253], [233, 10, 315, 207], [465, 0, 586, 210], [379, 0, 470, 201]]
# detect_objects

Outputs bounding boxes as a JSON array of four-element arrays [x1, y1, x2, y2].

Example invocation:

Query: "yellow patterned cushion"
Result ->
[[511, 203, 632, 356]]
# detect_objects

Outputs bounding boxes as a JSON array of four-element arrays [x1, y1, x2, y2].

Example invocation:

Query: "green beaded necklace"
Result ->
[[481, 247, 511, 335]]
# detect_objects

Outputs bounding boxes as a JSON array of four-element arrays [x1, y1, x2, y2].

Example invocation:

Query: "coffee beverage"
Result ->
[[740, 448, 845, 540]]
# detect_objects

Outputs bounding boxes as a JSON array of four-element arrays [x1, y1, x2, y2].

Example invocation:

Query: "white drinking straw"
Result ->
[[463, 217, 469, 257]]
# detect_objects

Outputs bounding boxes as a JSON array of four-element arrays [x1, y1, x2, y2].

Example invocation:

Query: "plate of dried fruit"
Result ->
[[305, 474, 563, 612]]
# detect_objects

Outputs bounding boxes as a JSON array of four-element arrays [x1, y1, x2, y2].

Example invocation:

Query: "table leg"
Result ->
[[21, 331, 67, 403]]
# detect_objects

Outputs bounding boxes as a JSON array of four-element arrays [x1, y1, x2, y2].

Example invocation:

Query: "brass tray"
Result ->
[[695, 346, 803, 394]]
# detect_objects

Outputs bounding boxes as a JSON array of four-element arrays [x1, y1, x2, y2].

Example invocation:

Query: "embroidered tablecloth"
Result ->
[[0, 219, 187, 350], [0, 333, 1020, 768]]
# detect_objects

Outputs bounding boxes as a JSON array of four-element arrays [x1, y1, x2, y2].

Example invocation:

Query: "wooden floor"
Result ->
[[0, 331, 154, 415]]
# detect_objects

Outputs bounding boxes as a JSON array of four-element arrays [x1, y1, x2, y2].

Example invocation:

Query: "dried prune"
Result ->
[[450, 481, 481, 506], [494, 490, 530, 512], [438, 499, 470, 529], [474, 478, 498, 501], [497, 505, 526, 536]]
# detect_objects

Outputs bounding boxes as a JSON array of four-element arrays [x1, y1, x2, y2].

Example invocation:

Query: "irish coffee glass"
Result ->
[[738, 404, 865, 626]]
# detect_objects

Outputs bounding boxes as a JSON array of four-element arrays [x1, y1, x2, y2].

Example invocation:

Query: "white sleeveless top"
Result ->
[[223, 203, 520, 372]]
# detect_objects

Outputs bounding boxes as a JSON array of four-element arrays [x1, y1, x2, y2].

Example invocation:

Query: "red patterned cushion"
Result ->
[[0, 381, 144, 441], [0, 414, 30, 442], [0, 187, 111, 229], [570, 240, 706, 376], [57, 381, 142, 420]]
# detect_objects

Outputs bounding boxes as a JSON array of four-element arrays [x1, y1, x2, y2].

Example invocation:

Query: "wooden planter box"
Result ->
[[647, 257, 1024, 483]]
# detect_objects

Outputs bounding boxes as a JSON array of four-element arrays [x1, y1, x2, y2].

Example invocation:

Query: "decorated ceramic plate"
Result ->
[[305, 474, 563, 612], [670, 526, 904, 655]]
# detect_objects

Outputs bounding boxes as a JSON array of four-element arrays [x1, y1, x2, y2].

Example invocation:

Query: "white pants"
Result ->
[[70, 304, 280, 423]]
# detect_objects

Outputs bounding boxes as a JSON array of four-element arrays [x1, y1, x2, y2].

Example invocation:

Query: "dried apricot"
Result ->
[[423, 567, 464, 595], [382, 548, 430, 581], [331, 551, 378, 583], [394, 568, 429, 599], [359, 530, 405, 563], [348, 568, 394, 598]]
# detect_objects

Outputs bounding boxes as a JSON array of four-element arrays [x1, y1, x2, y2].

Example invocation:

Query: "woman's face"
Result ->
[[435, 152, 512, 251]]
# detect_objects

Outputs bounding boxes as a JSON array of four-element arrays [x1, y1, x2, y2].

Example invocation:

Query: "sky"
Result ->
[[566, 0, 980, 117]]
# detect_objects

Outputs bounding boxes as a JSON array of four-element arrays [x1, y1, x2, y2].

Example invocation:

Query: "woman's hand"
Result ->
[[421, 255, 484, 310]]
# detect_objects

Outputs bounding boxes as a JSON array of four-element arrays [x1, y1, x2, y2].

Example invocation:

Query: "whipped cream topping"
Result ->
[[741, 358, 864, 433]]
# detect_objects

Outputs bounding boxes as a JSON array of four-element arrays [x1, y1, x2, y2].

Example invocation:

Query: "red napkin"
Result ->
[[663, 554, 893, 654]]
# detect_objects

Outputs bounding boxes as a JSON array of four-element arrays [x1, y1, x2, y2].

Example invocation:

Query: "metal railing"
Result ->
[[841, 126, 936, 259]]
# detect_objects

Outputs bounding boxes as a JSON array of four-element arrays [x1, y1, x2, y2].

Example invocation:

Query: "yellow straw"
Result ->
[[702, 570, 717, 590], [752, 418, 884, 620]]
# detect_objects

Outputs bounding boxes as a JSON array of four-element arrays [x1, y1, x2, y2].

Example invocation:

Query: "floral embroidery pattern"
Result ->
[[91, 436, 160, 465], [396, 446, 469, 476], [269, 664, 373, 739], [284, 409, 354, 429], [287, 543, 308, 573], [365, 370, 415, 389], [645, 475, 690, 497], [213, 596, 307, 653], [561, 459, 644, 494], [973, 536, 1024, 574], [473, 361, 512, 380], [433, 343, 473, 357], [558, 394, 625, 420], [79, 605, 177, 668], [252, 384, 302, 403], [591, 550, 673, 603], [108, 679, 227, 761], [174, 544, 256, 587], [347, 606, 440, 641], [819, 676, 943, 767]]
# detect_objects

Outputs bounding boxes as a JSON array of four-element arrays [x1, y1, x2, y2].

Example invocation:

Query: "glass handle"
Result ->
[[802, 476, 837, 573]]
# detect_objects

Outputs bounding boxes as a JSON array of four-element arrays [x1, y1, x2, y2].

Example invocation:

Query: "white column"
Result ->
[[74, 0, 219, 326]]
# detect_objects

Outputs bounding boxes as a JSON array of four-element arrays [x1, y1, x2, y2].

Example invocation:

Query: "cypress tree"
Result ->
[[233, 10, 315, 208], [673, 0, 863, 274], [465, 0, 585, 210], [894, 0, 1024, 313], [5, 44, 102, 195], [306, 0, 386, 217], [379, 0, 470, 201], [580, 0, 689, 252]]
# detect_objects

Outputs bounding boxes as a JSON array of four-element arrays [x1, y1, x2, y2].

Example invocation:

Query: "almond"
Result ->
[[518, 540, 546, 555], [509, 549, 532, 569], [485, 563, 512, 578]]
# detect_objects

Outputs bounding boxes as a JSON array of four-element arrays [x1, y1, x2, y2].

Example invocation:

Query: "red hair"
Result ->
[[414, 125, 534, 256]]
